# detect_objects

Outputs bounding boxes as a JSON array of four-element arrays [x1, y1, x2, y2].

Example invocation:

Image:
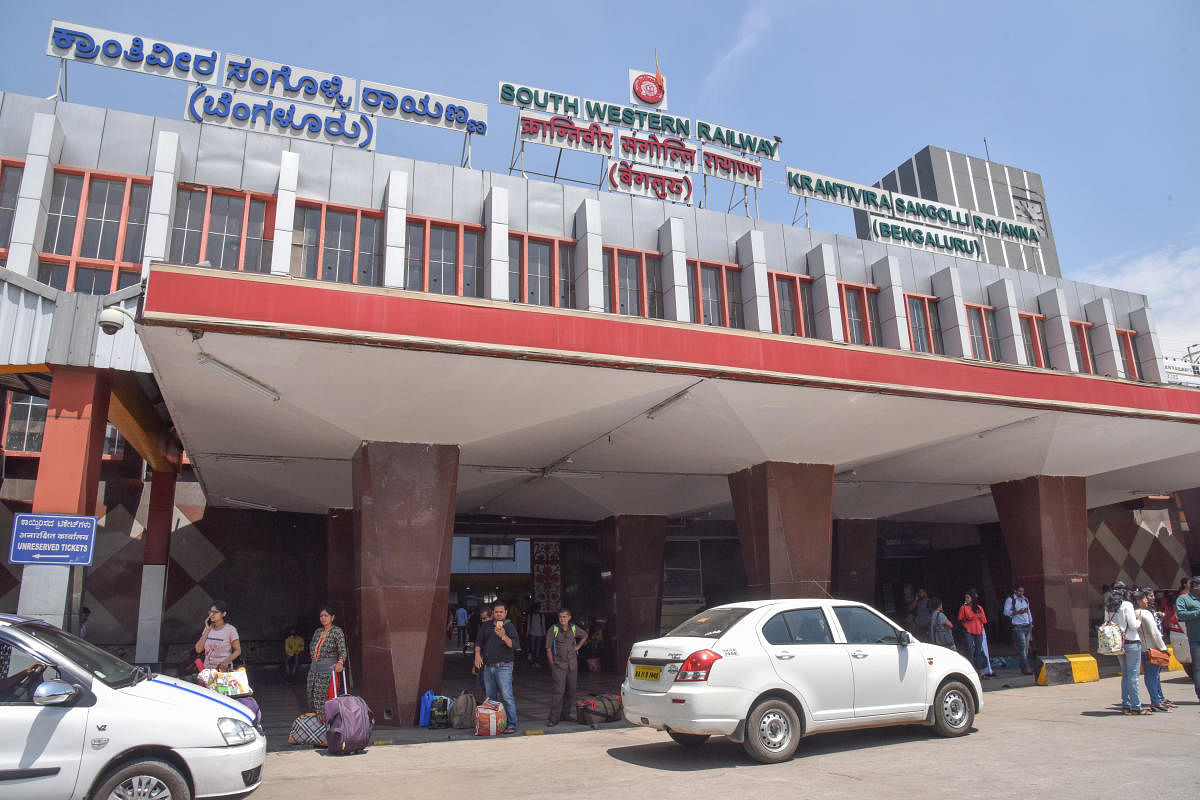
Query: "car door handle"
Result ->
[[850, 651, 868, 659], [775, 652, 795, 660]]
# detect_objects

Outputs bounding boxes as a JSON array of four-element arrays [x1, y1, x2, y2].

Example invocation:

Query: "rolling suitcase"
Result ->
[[324, 671, 375, 754]]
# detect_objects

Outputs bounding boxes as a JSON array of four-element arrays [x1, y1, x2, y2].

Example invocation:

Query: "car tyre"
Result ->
[[931, 680, 974, 737], [668, 731, 710, 748], [742, 698, 800, 764], [93, 758, 190, 800]]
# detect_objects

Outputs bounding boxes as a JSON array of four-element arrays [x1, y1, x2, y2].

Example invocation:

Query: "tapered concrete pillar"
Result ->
[[352, 442, 458, 726], [990, 476, 1089, 655], [1177, 488, 1200, 566], [729, 461, 834, 598], [18, 367, 111, 627], [834, 519, 877, 605], [326, 508, 358, 669], [597, 515, 666, 665], [134, 469, 177, 663]]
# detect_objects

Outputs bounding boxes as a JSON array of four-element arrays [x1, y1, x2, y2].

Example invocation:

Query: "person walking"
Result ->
[[1134, 590, 1170, 712], [307, 605, 347, 717], [908, 588, 932, 638], [1105, 582, 1148, 715], [927, 597, 956, 650], [283, 627, 305, 684], [455, 605, 469, 651], [545, 608, 588, 726], [957, 591, 988, 674], [474, 600, 519, 734], [1003, 585, 1035, 674], [527, 605, 547, 666], [1175, 576, 1200, 703]]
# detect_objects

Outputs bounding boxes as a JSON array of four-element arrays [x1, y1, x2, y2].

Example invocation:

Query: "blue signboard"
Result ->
[[8, 514, 97, 566]]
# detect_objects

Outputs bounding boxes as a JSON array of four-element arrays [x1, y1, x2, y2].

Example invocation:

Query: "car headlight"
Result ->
[[218, 717, 257, 746]]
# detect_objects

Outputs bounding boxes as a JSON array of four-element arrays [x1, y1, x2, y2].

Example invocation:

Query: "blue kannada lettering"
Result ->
[[225, 58, 353, 109], [51, 27, 213, 78], [187, 86, 374, 149], [360, 86, 485, 135]]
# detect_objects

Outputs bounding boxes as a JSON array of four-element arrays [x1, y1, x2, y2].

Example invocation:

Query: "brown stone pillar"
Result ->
[[729, 462, 834, 598], [834, 519, 877, 604], [326, 509, 358, 670], [352, 442, 458, 726], [990, 476, 1089, 655], [597, 515, 666, 667], [1177, 488, 1200, 568]]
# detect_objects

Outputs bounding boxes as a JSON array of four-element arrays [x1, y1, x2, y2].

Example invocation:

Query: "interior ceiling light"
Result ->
[[221, 496, 277, 512], [197, 353, 280, 402]]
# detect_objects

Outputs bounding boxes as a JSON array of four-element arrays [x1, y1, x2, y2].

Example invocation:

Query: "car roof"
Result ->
[[0, 613, 43, 627], [709, 598, 866, 610]]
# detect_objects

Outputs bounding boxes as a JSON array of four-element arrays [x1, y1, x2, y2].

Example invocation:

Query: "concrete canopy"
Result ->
[[137, 265, 1200, 525]]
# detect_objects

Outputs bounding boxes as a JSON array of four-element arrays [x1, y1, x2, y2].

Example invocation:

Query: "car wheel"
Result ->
[[668, 731, 710, 748], [931, 680, 975, 737], [742, 698, 800, 764], [93, 758, 190, 800]]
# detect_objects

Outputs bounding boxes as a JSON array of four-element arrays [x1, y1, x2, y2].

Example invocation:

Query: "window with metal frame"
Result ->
[[509, 232, 576, 307], [0, 159, 24, 258], [768, 272, 816, 337], [1070, 320, 1094, 374], [3, 392, 125, 457], [905, 293, 945, 354], [601, 246, 664, 318], [403, 216, 485, 297], [468, 537, 516, 560], [964, 303, 1002, 362], [1116, 328, 1141, 380], [1018, 312, 1047, 368], [838, 282, 881, 346], [169, 184, 275, 273], [686, 258, 742, 328], [292, 201, 382, 286], [36, 167, 150, 294]]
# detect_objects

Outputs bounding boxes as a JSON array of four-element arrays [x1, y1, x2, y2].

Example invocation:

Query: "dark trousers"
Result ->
[[549, 660, 578, 723]]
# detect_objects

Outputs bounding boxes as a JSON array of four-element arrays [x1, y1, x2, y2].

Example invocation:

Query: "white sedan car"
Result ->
[[621, 599, 982, 763], [0, 613, 265, 799]]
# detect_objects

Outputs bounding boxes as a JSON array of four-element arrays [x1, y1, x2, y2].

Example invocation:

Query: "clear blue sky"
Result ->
[[3, 0, 1197, 354]]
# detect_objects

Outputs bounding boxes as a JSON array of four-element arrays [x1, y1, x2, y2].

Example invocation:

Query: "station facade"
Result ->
[[2, 69, 1199, 724]]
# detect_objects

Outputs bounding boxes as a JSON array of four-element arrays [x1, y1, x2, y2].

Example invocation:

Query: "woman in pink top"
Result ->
[[957, 591, 988, 673]]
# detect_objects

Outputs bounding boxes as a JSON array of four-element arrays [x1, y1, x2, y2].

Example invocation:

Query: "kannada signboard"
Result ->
[[9, 514, 97, 566]]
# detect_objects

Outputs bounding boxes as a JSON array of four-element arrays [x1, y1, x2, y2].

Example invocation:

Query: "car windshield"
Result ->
[[15, 622, 139, 688], [666, 607, 753, 639]]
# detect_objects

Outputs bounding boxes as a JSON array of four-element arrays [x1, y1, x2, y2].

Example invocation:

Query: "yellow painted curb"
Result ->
[[1167, 645, 1184, 673], [1065, 653, 1099, 683]]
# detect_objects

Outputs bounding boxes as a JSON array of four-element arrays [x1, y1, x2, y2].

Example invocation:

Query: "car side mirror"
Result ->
[[33, 680, 79, 706], [897, 631, 913, 646]]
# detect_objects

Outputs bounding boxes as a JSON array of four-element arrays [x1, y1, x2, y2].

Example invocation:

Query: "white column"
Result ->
[[134, 564, 168, 663], [807, 243, 844, 342], [1036, 287, 1079, 372], [1128, 306, 1165, 383], [16, 565, 71, 628], [735, 229, 771, 333], [382, 169, 409, 289], [483, 186, 511, 301], [1084, 297, 1123, 378], [269, 150, 300, 276], [931, 266, 972, 358], [8, 112, 65, 279], [142, 131, 181, 276], [870, 255, 909, 351], [987, 278, 1028, 366], [658, 217, 691, 323], [574, 198, 603, 312]]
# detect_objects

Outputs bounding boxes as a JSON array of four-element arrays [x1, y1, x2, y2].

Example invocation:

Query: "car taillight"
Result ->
[[675, 649, 722, 681]]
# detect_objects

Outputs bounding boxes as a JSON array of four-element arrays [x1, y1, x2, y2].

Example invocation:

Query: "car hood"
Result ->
[[120, 674, 256, 724]]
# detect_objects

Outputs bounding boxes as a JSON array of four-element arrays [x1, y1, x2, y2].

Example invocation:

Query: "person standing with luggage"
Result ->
[[474, 600, 519, 734], [308, 605, 347, 717], [1003, 585, 1035, 674], [546, 608, 588, 726], [194, 601, 240, 671]]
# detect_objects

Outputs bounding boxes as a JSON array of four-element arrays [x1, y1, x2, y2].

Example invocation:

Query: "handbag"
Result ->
[[1096, 612, 1124, 656], [1146, 647, 1170, 667]]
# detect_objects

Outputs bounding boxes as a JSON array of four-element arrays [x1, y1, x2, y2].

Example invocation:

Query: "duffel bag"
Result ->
[[325, 694, 375, 754], [289, 712, 327, 746], [450, 690, 477, 729]]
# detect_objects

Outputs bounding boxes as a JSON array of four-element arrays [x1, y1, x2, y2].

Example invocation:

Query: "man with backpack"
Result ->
[[1003, 585, 1035, 674], [545, 608, 588, 727]]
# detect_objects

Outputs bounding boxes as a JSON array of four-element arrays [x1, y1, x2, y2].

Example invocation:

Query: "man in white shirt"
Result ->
[[1003, 585, 1034, 675]]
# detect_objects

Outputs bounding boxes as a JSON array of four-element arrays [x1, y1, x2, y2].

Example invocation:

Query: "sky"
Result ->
[[2, 0, 1197, 356]]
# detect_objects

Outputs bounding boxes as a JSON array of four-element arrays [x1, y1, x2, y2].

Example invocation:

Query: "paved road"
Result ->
[[251, 673, 1200, 799]]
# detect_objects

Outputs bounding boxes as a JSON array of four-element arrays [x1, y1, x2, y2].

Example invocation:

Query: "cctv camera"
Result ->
[[98, 306, 136, 336]]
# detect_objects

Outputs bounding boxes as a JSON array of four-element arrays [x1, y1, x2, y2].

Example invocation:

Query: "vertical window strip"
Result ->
[[1071, 322, 1093, 374], [645, 256, 663, 319], [558, 244, 575, 309], [983, 309, 1001, 362], [907, 295, 929, 352], [966, 306, 987, 360], [1020, 314, 1041, 367], [776, 277, 797, 336], [0, 163, 24, 252]]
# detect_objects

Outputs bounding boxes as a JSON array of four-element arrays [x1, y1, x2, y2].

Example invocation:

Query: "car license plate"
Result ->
[[634, 665, 661, 681]]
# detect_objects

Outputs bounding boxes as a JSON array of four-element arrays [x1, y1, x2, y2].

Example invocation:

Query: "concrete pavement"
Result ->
[[249, 672, 1200, 799]]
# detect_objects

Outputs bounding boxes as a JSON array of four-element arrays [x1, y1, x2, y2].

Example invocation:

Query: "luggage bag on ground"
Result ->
[[288, 712, 327, 746], [325, 671, 375, 754], [450, 690, 477, 729], [576, 693, 622, 725], [474, 699, 507, 736]]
